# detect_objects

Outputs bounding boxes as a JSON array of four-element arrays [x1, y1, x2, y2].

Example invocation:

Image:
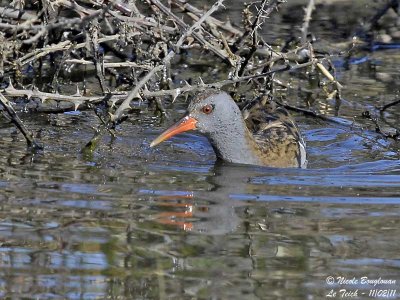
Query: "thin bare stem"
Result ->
[[0, 92, 42, 149], [301, 0, 315, 44]]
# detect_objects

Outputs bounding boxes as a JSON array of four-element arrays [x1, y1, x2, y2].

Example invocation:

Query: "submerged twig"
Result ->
[[355, 0, 399, 38], [0, 92, 42, 149], [377, 98, 400, 112], [362, 111, 400, 140]]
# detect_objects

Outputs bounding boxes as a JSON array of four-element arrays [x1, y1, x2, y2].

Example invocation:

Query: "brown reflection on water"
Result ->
[[153, 193, 195, 231]]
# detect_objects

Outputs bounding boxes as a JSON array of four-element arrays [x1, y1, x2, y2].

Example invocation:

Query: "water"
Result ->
[[1, 0, 400, 299]]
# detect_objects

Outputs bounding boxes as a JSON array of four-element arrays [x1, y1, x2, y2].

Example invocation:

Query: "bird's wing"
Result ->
[[243, 98, 307, 168]]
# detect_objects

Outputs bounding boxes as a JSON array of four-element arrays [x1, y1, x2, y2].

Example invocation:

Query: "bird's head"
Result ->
[[150, 90, 242, 147]]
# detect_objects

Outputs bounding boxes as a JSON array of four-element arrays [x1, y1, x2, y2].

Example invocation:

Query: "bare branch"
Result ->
[[0, 92, 42, 149], [301, 0, 315, 44]]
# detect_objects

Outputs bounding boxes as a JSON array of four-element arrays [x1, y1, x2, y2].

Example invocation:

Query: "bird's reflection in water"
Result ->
[[153, 192, 195, 231], [146, 161, 274, 234]]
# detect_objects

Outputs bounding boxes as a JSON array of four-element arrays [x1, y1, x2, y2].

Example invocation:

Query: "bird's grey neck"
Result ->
[[206, 119, 261, 165]]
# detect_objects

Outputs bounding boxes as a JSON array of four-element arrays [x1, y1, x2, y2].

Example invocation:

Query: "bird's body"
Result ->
[[151, 90, 307, 168]]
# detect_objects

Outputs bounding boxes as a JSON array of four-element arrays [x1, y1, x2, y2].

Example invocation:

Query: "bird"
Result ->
[[150, 89, 307, 168]]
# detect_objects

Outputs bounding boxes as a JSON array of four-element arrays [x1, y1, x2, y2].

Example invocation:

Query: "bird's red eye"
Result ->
[[201, 104, 213, 114]]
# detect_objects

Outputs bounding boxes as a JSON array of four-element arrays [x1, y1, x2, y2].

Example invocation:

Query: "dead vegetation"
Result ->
[[0, 0, 398, 149]]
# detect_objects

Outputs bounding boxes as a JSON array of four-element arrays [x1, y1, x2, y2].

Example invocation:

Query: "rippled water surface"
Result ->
[[1, 0, 400, 299]]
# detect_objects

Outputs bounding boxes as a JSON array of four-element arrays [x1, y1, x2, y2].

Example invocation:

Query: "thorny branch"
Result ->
[[3, 62, 313, 110], [146, 0, 234, 65], [233, 0, 282, 51], [0, 0, 398, 149], [112, 0, 226, 119]]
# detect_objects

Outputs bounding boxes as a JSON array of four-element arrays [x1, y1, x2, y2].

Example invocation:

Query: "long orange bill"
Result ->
[[150, 115, 197, 147]]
